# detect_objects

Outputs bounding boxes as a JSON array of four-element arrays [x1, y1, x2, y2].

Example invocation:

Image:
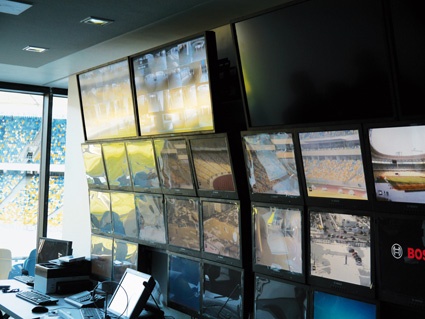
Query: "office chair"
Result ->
[[0, 249, 12, 279], [7, 248, 36, 279]]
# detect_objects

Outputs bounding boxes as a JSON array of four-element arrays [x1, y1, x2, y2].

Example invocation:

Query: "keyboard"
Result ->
[[16, 290, 59, 305], [14, 275, 35, 286], [80, 307, 105, 319], [64, 290, 105, 308]]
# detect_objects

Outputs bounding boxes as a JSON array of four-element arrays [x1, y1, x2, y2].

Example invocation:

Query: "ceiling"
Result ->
[[0, 0, 289, 90]]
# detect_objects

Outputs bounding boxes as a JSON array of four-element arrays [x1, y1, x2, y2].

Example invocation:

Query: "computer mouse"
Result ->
[[32, 306, 49, 313]]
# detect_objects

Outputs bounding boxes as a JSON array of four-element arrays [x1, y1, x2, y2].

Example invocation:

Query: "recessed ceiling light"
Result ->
[[0, 0, 32, 15], [80, 16, 114, 26], [22, 46, 48, 53]]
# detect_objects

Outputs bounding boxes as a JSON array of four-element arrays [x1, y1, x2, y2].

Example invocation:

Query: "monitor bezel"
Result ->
[[362, 120, 425, 215], [200, 197, 242, 267], [129, 31, 219, 137], [251, 201, 306, 283], [296, 123, 374, 211], [307, 206, 375, 299], [188, 133, 239, 200], [241, 128, 305, 206]]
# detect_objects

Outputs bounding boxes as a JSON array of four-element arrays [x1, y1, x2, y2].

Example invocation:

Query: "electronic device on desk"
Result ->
[[64, 290, 105, 308], [16, 290, 58, 305], [14, 274, 35, 286]]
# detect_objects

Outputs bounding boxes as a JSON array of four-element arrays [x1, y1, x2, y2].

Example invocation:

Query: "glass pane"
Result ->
[[47, 96, 68, 239], [0, 90, 43, 260]]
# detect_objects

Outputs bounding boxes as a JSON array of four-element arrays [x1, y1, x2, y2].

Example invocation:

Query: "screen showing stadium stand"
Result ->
[[110, 191, 138, 239], [202, 261, 243, 319], [298, 126, 371, 210], [308, 207, 374, 298], [153, 137, 196, 196], [125, 139, 161, 193], [166, 195, 200, 256], [89, 190, 112, 234], [376, 212, 425, 310], [90, 234, 114, 281], [102, 141, 132, 191], [167, 254, 201, 317], [135, 192, 166, 247], [365, 122, 425, 214], [312, 290, 377, 319], [188, 133, 237, 199], [252, 202, 304, 282], [113, 239, 138, 282], [254, 273, 309, 319], [37, 237, 73, 264], [81, 142, 109, 190], [232, 0, 394, 128], [241, 130, 303, 205], [201, 198, 241, 266], [78, 58, 138, 141], [131, 31, 217, 136]]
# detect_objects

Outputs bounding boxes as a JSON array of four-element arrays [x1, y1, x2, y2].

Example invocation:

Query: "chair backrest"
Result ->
[[22, 248, 37, 276], [0, 248, 12, 279]]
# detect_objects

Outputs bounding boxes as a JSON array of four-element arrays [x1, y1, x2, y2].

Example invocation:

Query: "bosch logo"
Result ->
[[391, 243, 403, 259]]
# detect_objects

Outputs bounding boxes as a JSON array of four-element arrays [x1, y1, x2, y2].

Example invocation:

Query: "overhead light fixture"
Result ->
[[22, 45, 48, 53], [0, 0, 32, 15], [80, 16, 114, 26]]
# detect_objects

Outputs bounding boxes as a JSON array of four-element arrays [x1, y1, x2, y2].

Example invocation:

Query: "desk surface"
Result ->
[[0, 279, 189, 319]]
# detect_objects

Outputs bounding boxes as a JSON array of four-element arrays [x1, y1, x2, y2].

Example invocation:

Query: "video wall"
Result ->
[[77, 0, 425, 317]]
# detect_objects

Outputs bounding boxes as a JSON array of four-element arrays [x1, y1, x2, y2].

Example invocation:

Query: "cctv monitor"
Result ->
[[90, 234, 114, 282], [254, 273, 309, 319], [102, 141, 132, 191], [110, 191, 138, 239], [37, 237, 73, 264], [112, 239, 138, 286], [241, 130, 303, 205], [89, 190, 112, 234], [308, 207, 374, 298], [252, 202, 304, 282], [78, 58, 138, 141], [81, 142, 108, 189]]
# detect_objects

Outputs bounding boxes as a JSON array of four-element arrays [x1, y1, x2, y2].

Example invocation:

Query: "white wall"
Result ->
[[61, 74, 91, 257]]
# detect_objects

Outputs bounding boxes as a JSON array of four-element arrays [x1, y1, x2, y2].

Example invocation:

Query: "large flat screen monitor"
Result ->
[[110, 191, 138, 239], [254, 273, 309, 319], [167, 254, 201, 317], [166, 195, 200, 257], [312, 290, 377, 319], [308, 207, 374, 298], [201, 198, 241, 267], [298, 126, 371, 210], [376, 212, 425, 310], [37, 237, 73, 264], [102, 141, 132, 191], [241, 130, 303, 205], [232, 0, 393, 128], [81, 143, 108, 189], [252, 202, 304, 282], [131, 31, 217, 136], [135, 192, 166, 247], [78, 58, 138, 141], [153, 137, 196, 196], [125, 139, 161, 193], [202, 261, 243, 319], [365, 122, 425, 214], [107, 268, 156, 319], [188, 133, 237, 199]]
